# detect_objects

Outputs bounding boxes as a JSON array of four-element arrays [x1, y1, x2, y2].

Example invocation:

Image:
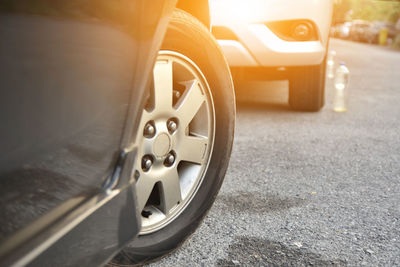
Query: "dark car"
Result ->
[[350, 20, 375, 43], [0, 1, 235, 266]]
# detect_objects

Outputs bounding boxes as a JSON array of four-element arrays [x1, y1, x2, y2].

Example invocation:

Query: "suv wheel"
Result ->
[[288, 58, 326, 112], [109, 9, 235, 266]]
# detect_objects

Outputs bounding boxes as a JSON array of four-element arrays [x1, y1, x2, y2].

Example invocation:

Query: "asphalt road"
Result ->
[[147, 39, 400, 266]]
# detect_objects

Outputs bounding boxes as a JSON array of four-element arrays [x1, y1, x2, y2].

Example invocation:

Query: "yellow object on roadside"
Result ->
[[379, 28, 388, 46]]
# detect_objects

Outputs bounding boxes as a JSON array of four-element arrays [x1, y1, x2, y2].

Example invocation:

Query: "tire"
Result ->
[[288, 58, 326, 112], [109, 9, 235, 266]]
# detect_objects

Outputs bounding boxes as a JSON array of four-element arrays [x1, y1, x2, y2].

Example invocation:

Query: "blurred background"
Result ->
[[332, 0, 400, 47]]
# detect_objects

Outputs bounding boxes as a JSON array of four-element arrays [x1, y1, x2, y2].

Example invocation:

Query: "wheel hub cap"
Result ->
[[153, 133, 171, 157]]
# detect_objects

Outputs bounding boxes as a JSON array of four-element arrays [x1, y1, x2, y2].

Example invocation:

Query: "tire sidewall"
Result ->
[[289, 60, 326, 111]]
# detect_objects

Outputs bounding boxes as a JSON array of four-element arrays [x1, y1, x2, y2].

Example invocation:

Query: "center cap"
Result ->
[[153, 133, 171, 157]]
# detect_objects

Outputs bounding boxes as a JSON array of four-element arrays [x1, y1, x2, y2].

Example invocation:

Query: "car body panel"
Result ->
[[210, 0, 333, 66], [0, 0, 176, 266]]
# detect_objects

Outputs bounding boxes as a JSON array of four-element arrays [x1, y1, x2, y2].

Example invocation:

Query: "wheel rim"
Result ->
[[135, 51, 215, 235]]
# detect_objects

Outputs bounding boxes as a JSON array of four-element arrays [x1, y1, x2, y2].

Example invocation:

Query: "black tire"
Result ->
[[109, 9, 235, 266], [288, 58, 326, 112]]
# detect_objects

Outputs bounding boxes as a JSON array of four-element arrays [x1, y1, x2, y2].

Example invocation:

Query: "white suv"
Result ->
[[211, 0, 333, 111]]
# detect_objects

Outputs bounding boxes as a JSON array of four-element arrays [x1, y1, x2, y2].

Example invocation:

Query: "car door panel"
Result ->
[[0, 0, 177, 265]]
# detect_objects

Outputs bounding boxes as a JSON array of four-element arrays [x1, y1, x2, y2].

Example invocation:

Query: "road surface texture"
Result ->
[[146, 39, 400, 266]]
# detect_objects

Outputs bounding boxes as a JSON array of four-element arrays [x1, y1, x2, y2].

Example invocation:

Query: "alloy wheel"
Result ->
[[135, 51, 215, 235]]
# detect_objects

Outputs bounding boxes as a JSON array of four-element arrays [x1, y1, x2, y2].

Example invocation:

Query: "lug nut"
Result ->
[[173, 90, 181, 99], [144, 121, 155, 138], [164, 152, 176, 167], [142, 155, 153, 171], [167, 119, 178, 134]]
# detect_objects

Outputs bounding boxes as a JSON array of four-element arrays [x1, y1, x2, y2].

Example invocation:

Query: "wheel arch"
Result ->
[[176, 0, 210, 29]]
